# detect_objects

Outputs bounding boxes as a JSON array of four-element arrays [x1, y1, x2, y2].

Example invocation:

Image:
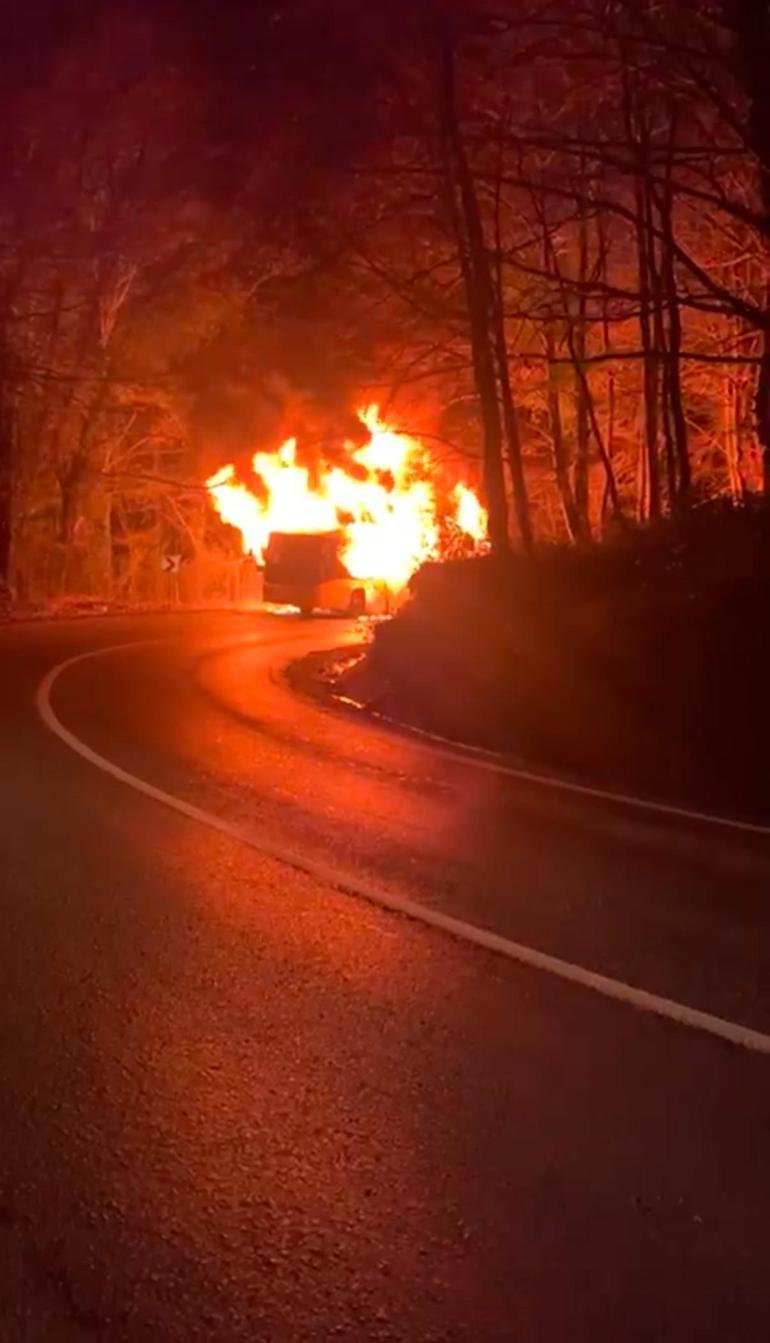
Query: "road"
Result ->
[[1, 610, 769, 1341]]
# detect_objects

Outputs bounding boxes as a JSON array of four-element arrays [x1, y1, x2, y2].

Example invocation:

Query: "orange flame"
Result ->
[[206, 406, 487, 588], [453, 481, 487, 543]]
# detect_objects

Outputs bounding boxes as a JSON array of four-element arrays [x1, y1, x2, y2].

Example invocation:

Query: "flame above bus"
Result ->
[[206, 406, 487, 588]]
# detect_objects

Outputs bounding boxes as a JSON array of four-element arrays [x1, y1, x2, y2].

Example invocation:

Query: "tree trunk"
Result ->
[[491, 107, 533, 551], [544, 326, 581, 541], [566, 324, 623, 522], [492, 308, 533, 551], [0, 409, 11, 604], [598, 209, 617, 531], [638, 171, 661, 519], [661, 109, 690, 507], [573, 177, 590, 532], [439, 30, 514, 553], [724, 361, 742, 500], [725, 0, 770, 489], [0, 336, 15, 604], [622, 69, 660, 522], [648, 213, 677, 507], [0, 260, 32, 604], [540, 201, 622, 528]]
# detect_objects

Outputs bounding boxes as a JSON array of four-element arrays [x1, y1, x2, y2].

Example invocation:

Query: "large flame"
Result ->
[[206, 406, 487, 588]]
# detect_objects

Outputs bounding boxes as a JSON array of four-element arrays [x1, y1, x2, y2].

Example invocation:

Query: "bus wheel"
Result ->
[[348, 589, 366, 617]]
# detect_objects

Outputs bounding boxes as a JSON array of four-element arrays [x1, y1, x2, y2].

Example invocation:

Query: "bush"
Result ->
[[370, 501, 770, 817]]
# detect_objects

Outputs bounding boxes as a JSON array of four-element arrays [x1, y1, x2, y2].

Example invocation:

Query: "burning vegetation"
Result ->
[[206, 406, 487, 592]]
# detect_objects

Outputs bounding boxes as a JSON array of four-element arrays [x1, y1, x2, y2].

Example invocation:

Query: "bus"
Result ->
[[263, 531, 389, 617]]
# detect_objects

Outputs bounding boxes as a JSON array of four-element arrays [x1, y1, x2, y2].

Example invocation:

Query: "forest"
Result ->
[[0, 0, 768, 616]]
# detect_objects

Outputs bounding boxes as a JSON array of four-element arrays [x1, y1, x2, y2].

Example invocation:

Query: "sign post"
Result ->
[[161, 553, 183, 606]]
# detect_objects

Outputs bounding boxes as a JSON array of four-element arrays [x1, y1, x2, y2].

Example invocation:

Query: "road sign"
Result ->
[[161, 554, 182, 575]]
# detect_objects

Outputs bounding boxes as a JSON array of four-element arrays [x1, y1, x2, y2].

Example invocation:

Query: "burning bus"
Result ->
[[206, 406, 487, 614], [264, 530, 389, 617]]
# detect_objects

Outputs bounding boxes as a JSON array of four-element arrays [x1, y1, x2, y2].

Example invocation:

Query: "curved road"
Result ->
[[1, 611, 769, 1341]]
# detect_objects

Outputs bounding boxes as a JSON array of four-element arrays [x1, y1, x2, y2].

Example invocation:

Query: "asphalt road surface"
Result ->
[[1, 610, 769, 1342]]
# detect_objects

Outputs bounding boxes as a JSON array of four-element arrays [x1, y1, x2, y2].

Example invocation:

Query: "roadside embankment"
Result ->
[[306, 504, 770, 821]]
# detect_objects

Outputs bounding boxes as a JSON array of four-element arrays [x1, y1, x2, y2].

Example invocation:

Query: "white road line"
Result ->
[[36, 640, 770, 1056], [329, 679, 770, 840]]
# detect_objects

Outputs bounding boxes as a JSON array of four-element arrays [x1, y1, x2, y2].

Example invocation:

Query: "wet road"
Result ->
[[1, 611, 769, 1341]]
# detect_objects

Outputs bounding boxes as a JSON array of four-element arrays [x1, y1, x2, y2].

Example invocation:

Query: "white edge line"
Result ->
[[36, 639, 770, 1058], [309, 644, 770, 839]]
